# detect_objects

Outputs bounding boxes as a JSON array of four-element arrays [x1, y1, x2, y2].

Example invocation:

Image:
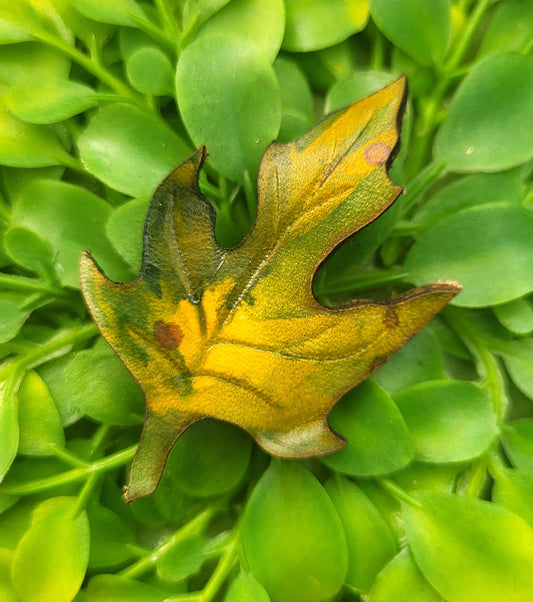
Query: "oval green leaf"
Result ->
[[394, 380, 497, 463], [501, 339, 533, 400], [403, 491, 533, 602], [0, 367, 19, 483], [176, 33, 281, 183], [7, 79, 98, 124], [161, 419, 252, 497], [87, 574, 168, 602], [17, 371, 64, 456], [322, 379, 414, 475], [126, 47, 175, 96], [69, 0, 146, 26], [368, 0, 450, 66], [87, 502, 136, 570], [242, 460, 347, 602], [78, 103, 190, 197], [501, 419, 533, 474], [492, 466, 533, 529], [224, 571, 270, 602], [434, 53, 533, 172], [283, 0, 368, 52], [326, 476, 397, 592], [12, 497, 89, 602], [406, 203, 533, 307]]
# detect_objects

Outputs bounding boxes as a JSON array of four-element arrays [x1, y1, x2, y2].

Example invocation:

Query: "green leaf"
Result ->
[[160, 419, 252, 497], [78, 103, 191, 197], [326, 70, 396, 113], [322, 379, 414, 476], [394, 380, 497, 463], [17, 371, 64, 456], [393, 462, 462, 495], [197, 0, 285, 62], [87, 574, 168, 601], [0, 42, 70, 85], [0, 548, 17, 602], [373, 327, 445, 394], [242, 461, 347, 602], [126, 47, 175, 96], [501, 339, 533, 400], [492, 466, 533, 529], [56, 338, 144, 426], [0, 366, 20, 484], [3, 228, 57, 282], [403, 492, 533, 602], [7, 78, 98, 124], [176, 33, 281, 182], [413, 169, 525, 229], [406, 203, 533, 307], [8, 179, 130, 288], [0, 292, 35, 344], [368, 0, 450, 66], [368, 548, 444, 602], [106, 196, 150, 272], [283, 0, 368, 52], [157, 532, 229, 582], [0, 98, 73, 168], [224, 571, 270, 602], [87, 501, 136, 570], [478, 0, 533, 58], [434, 53, 533, 172], [501, 419, 533, 474], [69, 0, 146, 26], [0, 0, 72, 44], [326, 476, 397, 592], [12, 497, 90, 602], [273, 56, 313, 142], [494, 299, 533, 336]]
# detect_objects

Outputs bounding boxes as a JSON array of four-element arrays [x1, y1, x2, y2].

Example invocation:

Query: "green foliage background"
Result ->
[[1, 0, 533, 600]]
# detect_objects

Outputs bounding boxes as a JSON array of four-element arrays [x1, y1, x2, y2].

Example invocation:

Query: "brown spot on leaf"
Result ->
[[383, 306, 400, 329], [364, 142, 391, 166], [154, 321, 183, 349], [370, 355, 389, 373]]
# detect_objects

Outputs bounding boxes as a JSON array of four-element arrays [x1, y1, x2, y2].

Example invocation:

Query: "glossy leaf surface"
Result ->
[[81, 80, 459, 500]]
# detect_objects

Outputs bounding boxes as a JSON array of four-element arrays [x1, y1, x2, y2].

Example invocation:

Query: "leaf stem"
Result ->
[[377, 478, 421, 508], [0, 273, 70, 298], [399, 160, 447, 218], [199, 527, 240, 602], [0, 444, 136, 496]]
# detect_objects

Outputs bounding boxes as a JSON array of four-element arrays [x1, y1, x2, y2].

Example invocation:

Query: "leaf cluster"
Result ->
[[0, 0, 533, 601]]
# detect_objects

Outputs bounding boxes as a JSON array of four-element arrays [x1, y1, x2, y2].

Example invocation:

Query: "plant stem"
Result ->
[[0, 444, 136, 496], [119, 506, 215, 579], [32, 31, 142, 104], [399, 160, 447, 218], [377, 478, 421, 507], [315, 267, 409, 298], [200, 528, 240, 602], [0, 273, 70, 298]]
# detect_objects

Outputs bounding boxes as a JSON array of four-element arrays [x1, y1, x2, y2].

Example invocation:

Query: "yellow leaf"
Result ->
[[80, 78, 460, 501]]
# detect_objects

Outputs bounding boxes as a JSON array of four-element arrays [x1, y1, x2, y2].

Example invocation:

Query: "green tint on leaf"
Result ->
[[126, 47, 175, 96], [283, 0, 369, 52], [17, 371, 64, 456], [80, 81, 459, 500], [326, 70, 396, 113], [326, 476, 396, 592], [273, 56, 313, 143], [0, 42, 70, 85], [160, 420, 252, 497], [0, 98, 73, 168], [78, 103, 191, 197], [7, 79, 98, 124], [224, 571, 270, 602], [242, 461, 347, 602], [403, 492, 533, 602], [322, 379, 414, 475], [58, 338, 144, 425], [87, 502, 136, 570], [0, 367, 20, 483], [12, 497, 90, 602], [501, 339, 533, 400], [492, 467, 533, 529], [434, 53, 533, 172], [0, 292, 36, 344], [373, 328, 445, 394], [368, 548, 444, 602], [197, 0, 285, 63], [478, 0, 533, 58], [368, 0, 451, 66], [406, 204, 533, 307], [176, 34, 281, 183], [501, 419, 533, 474], [8, 179, 130, 288], [494, 299, 533, 336], [394, 380, 497, 463], [69, 0, 146, 27]]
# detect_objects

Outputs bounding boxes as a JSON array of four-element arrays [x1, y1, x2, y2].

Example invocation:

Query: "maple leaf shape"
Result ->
[[81, 78, 460, 502]]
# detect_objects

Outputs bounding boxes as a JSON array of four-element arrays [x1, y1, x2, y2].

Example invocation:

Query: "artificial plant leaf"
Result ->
[[80, 79, 460, 501]]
